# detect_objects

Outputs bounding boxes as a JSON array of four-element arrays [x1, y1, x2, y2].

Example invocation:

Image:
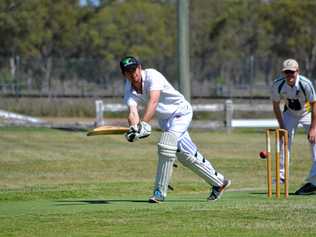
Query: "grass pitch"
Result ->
[[0, 127, 316, 236]]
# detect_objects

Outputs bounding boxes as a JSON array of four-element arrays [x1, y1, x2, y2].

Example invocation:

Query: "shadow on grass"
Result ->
[[249, 192, 298, 196], [55, 199, 147, 205], [55, 198, 205, 205]]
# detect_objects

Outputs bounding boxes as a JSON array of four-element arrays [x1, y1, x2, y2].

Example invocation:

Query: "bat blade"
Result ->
[[87, 126, 129, 136]]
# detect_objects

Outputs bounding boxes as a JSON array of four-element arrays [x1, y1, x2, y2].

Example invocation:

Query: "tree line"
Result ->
[[0, 0, 315, 97]]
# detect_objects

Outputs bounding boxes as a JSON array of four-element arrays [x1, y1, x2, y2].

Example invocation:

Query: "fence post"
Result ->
[[225, 99, 233, 132], [95, 100, 105, 127]]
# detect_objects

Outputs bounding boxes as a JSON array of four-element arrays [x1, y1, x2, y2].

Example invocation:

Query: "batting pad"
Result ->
[[177, 151, 224, 187], [154, 132, 177, 197]]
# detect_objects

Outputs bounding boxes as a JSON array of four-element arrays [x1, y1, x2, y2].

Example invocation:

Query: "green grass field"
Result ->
[[1, 127, 316, 237]]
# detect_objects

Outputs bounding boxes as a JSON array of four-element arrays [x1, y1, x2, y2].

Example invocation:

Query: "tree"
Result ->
[[77, 0, 176, 87], [191, 0, 265, 95], [7, 0, 82, 93], [261, 0, 316, 78]]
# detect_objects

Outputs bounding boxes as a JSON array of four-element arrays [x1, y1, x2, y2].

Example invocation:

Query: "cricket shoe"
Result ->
[[272, 178, 285, 184], [207, 179, 231, 201], [294, 183, 316, 195], [148, 189, 165, 203]]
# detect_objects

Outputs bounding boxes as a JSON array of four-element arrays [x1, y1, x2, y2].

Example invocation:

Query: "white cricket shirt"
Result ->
[[271, 74, 316, 116], [124, 69, 189, 120]]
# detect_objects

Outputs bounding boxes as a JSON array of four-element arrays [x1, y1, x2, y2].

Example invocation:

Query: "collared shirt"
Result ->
[[271, 74, 316, 116], [124, 68, 190, 120]]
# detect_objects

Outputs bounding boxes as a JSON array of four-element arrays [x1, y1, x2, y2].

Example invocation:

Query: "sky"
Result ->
[[79, 0, 100, 6]]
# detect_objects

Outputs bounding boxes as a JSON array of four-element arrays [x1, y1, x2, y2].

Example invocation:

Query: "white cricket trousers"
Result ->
[[281, 110, 316, 184], [158, 102, 197, 156]]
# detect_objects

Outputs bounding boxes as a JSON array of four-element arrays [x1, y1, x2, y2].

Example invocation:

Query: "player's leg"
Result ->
[[308, 143, 316, 185], [149, 107, 193, 203], [177, 132, 224, 186], [166, 109, 230, 200], [176, 132, 231, 201], [294, 113, 316, 194], [149, 132, 177, 203], [305, 143, 316, 193], [280, 111, 298, 181]]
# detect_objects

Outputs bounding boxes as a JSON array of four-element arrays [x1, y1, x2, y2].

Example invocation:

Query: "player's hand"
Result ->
[[135, 121, 151, 139], [308, 127, 316, 144], [125, 122, 151, 142], [125, 125, 138, 142]]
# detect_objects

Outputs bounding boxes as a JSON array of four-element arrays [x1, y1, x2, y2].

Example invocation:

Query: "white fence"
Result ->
[[0, 109, 46, 125], [95, 99, 278, 131]]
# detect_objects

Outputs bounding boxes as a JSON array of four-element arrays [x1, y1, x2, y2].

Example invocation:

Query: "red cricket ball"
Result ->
[[259, 150, 268, 159]]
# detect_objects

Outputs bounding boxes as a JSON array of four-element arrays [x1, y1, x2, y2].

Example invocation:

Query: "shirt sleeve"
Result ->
[[124, 96, 138, 107], [123, 81, 139, 106], [271, 83, 280, 102], [305, 81, 316, 102], [148, 70, 164, 91]]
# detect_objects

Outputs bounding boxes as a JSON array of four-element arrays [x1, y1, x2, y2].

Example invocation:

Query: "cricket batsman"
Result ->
[[119, 56, 231, 203], [271, 58, 316, 194]]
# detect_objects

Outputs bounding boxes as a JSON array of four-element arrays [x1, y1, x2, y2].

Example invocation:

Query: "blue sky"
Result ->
[[79, 0, 100, 6]]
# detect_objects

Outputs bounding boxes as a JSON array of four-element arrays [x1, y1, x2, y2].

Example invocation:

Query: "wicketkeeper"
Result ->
[[120, 56, 231, 203], [271, 58, 316, 195]]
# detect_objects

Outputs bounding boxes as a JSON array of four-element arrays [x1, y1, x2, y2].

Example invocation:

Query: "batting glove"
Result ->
[[135, 121, 151, 139], [125, 125, 138, 142]]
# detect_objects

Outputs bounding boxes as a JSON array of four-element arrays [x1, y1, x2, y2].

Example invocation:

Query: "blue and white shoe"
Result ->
[[207, 179, 231, 201], [148, 189, 165, 203]]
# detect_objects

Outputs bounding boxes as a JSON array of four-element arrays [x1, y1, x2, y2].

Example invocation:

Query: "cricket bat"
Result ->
[[87, 126, 129, 136]]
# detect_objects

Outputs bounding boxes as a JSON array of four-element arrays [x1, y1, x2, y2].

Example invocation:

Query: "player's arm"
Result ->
[[125, 100, 154, 142], [308, 101, 316, 143], [125, 105, 141, 142], [143, 90, 160, 123], [126, 90, 160, 141], [127, 104, 140, 126], [272, 100, 285, 129]]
